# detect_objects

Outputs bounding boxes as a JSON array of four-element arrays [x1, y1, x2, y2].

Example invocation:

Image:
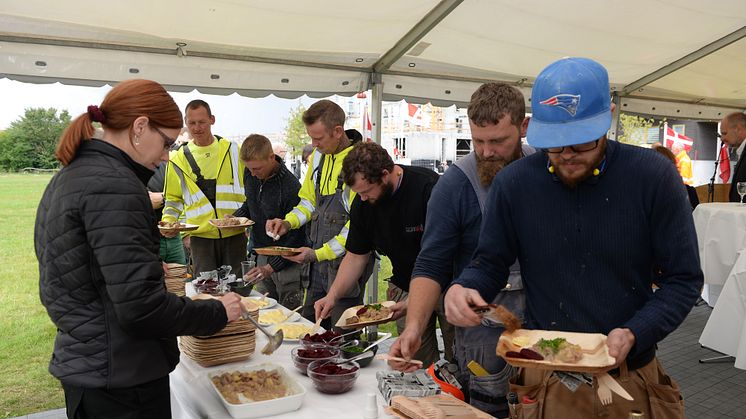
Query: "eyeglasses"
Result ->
[[543, 139, 600, 154], [152, 125, 177, 150]]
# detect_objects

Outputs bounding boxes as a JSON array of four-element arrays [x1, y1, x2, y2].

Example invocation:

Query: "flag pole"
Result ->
[[709, 136, 721, 202]]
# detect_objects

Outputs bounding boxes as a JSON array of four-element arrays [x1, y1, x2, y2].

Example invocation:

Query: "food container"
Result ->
[[207, 363, 305, 419], [341, 341, 378, 368], [307, 359, 360, 394], [227, 281, 254, 297], [299, 330, 343, 347], [290, 344, 340, 375]]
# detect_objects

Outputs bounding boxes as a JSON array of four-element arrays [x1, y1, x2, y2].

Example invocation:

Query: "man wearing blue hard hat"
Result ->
[[444, 57, 701, 417]]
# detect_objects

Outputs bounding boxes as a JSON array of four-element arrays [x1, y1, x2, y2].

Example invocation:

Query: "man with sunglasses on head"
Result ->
[[444, 57, 702, 418], [161, 100, 246, 277]]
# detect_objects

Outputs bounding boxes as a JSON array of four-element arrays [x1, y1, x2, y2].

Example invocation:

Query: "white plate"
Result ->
[[258, 308, 301, 326], [207, 363, 305, 419]]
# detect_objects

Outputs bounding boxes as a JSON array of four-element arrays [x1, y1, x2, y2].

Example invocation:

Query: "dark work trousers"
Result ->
[[190, 233, 248, 278], [62, 376, 170, 419]]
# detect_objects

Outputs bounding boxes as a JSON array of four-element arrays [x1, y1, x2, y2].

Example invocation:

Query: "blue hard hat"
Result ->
[[527, 57, 612, 148]]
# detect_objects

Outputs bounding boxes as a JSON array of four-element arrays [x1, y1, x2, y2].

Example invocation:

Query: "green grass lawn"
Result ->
[[0, 173, 63, 418], [0, 172, 397, 417]]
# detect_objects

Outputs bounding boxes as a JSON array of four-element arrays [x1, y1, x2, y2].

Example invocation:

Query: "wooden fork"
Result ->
[[597, 378, 613, 406]]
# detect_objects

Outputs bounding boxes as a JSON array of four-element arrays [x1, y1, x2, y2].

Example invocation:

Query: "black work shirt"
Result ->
[[345, 165, 439, 291]]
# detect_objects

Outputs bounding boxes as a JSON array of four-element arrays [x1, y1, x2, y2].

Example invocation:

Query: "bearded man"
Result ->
[[445, 58, 700, 418], [313, 141, 445, 367], [387, 83, 533, 417]]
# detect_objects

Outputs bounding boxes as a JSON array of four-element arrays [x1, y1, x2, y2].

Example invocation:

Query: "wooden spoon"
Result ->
[[375, 354, 423, 366]]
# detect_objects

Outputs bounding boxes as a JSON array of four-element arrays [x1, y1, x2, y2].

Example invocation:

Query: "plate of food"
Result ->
[[254, 246, 302, 256], [242, 296, 277, 310], [497, 329, 616, 373], [208, 363, 305, 418], [270, 323, 320, 342], [258, 308, 301, 326], [209, 216, 255, 229], [158, 221, 199, 232], [335, 301, 396, 330]]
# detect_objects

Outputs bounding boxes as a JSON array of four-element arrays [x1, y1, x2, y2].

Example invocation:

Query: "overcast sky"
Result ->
[[0, 78, 317, 138]]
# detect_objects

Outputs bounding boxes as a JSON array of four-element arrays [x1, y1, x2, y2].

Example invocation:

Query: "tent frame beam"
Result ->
[[622, 26, 746, 96], [0, 34, 369, 74], [372, 0, 463, 73]]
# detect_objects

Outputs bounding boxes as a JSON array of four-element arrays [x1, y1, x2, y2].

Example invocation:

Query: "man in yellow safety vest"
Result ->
[[161, 100, 246, 277]]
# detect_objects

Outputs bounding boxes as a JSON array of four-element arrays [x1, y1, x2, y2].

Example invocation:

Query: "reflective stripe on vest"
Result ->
[[328, 236, 345, 256], [174, 168, 210, 208], [229, 142, 243, 194], [186, 203, 214, 219], [341, 184, 353, 213]]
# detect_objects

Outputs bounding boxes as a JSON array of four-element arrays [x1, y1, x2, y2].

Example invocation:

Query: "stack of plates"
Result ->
[[180, 308, 259, 367], [165, 263, 189, 296]]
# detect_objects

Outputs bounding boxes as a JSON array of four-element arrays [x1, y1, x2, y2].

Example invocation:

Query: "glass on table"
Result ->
[[241, 260, 256, 282], [737, 182, 746, 205]]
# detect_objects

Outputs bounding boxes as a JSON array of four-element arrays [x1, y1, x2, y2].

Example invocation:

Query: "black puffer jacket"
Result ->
[[35, 139, 227, 388]]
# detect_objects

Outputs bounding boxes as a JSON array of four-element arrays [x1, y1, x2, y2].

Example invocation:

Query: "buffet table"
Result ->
[[698, 249, 746, 370], [692, 203, 746, 306], [170, 304, 397, 419]]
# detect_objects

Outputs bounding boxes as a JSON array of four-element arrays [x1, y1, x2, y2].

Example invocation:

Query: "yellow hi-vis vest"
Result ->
[[162, 137, 245, 239], [284, 146, 356, 262]]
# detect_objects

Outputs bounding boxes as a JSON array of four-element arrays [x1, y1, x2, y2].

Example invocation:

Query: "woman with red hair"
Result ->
[[35, 79, 243, 418]]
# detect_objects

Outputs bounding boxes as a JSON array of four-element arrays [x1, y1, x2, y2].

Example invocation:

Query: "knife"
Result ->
[[597, 372, 634, 401]]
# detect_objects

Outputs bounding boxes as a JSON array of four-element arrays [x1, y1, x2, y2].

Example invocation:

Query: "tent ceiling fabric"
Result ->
[[1, 0, 745, 114]]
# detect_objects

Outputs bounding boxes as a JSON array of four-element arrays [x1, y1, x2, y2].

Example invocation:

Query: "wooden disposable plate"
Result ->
[[497, 329, 616, 373], [335, 301, 397, 330], [158, 223, 199, 232], [208, 217, 255, 229], [254, 246, 302, 256]]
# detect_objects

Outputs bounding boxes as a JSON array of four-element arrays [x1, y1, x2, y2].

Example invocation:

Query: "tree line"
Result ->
[[0, 108, 70, 171]]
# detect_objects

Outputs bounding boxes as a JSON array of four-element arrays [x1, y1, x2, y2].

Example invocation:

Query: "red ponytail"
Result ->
[[53, 79, 182, 166], [55, 113, 95, 166]]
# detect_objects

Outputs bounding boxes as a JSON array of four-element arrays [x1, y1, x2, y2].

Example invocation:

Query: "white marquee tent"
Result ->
[[2, 0, 746, 141]]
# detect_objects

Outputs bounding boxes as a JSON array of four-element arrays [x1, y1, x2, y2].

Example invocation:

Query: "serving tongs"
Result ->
[[240, 304, 283, 355]]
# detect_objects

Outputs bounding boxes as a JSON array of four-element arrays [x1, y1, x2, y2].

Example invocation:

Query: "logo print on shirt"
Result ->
[[405, 225, 424, 233], [539, 94, 581, 116]]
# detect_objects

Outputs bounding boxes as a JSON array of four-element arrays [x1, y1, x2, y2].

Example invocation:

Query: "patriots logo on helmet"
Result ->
[[539, 94, 581, 116]]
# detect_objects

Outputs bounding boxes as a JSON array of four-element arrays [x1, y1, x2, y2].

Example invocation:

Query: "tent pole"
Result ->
[[366, 72, 383, 339], [609, 93, 621, 140], [370, 72, 383, 145]]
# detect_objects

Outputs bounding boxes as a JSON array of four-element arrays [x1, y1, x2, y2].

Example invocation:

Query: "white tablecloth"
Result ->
[[170, 313, 397, 419], [692, 203, 746, 306], [699, 250, 746, 370]]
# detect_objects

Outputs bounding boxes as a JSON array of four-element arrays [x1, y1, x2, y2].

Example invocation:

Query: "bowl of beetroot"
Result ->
[[300, 330, 343, 347], [290, 345, 340, 375], [307, 360, 360, 394]]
